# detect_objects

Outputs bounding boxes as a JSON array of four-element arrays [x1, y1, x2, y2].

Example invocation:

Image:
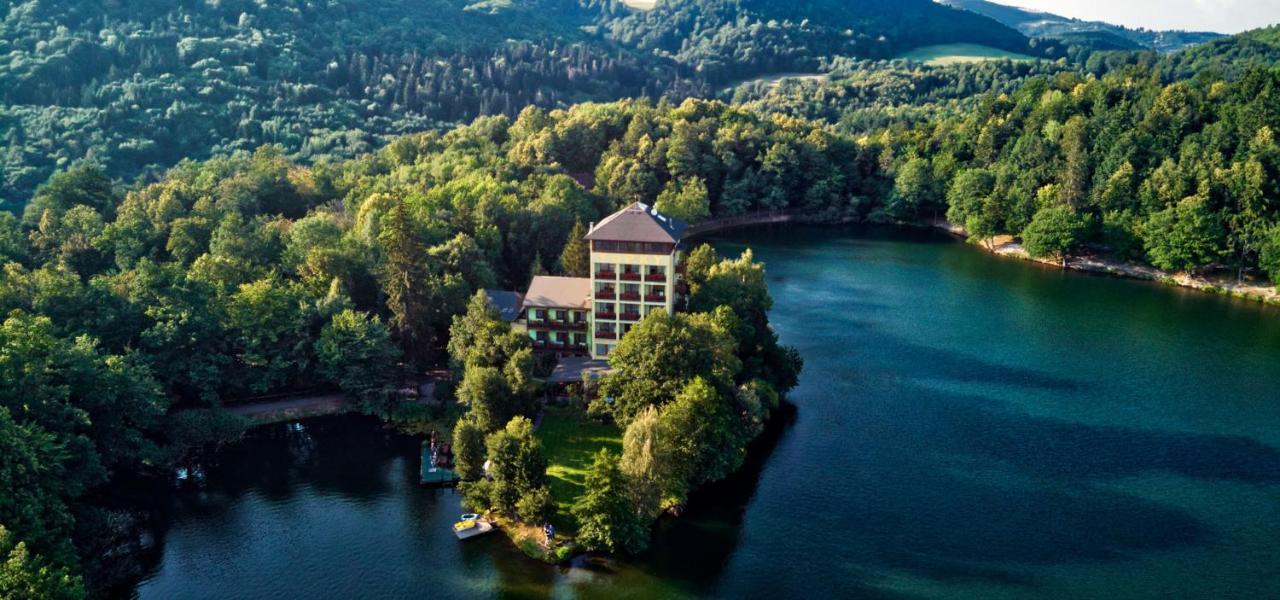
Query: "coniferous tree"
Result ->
[[558, 221, 591, 277], [572, 450, 649, 554], [379, 199, 434, 368]]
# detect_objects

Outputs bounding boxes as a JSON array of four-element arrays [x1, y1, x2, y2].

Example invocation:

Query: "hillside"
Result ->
[[0, 0, 1035, 209], [940, 0, 1223, 52], [603, 0, 1036, 81]]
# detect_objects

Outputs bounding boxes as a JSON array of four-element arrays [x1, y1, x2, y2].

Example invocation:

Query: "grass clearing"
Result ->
[[897, 44, 1037, 66], [537, 406, 622, 530], [620, 0, 659, 9]]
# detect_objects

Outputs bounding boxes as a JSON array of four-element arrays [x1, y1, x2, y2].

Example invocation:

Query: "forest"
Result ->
[[1, 97, 847, 595], [5, 0, 1280, 594], [0, 0, 1056, 209], [872, 28, 1280, 279]]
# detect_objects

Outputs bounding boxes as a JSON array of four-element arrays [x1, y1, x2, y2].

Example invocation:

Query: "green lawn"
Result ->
[[897, 44, 1037, 66], [537, 406, 622, 530], [620, 0, 658, 9]]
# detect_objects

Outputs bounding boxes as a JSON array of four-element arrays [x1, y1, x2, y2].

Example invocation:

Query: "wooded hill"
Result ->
[[0, 0, 1042, 209]]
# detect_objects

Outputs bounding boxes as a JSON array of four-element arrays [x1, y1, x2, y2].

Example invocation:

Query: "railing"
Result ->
[[595, 271, 616, 279], [619, 312, 641, 322], [595, 331, 617, 340], [595, 312, 617, 320], [595, 289, 616, 300], [682, 210, 797, 238], [645, 273, 667, 282], [620, 291, 641, 301], [620, 272, 642, 281], [645, 294, 666, 303]]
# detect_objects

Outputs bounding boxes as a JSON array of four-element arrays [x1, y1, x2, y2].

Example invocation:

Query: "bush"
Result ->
[[164, 409, 248, 453], [516, 486, 555, 523], [459, 479, 493, 513]]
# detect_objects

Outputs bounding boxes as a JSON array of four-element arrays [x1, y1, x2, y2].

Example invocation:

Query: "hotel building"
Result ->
[[509, 202, 687, 361]]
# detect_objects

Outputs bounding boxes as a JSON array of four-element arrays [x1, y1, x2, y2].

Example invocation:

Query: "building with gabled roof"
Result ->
[[585, 202, 687, 244], [483, 289, 524, 323], [505, 202, 689, 360]]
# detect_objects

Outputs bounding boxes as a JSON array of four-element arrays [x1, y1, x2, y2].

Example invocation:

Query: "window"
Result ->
[[592, 241, 674, 254], [595, 344, 610, 357]]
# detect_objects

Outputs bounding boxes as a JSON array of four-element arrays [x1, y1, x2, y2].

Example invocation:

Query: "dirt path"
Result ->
[[226, 380, 439, 423], [226, 393, 349, 421]]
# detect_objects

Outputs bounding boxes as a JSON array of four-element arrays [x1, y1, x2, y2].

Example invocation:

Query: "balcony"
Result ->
[[595, 312, 617, 320], [645, 273, 667, 282], [620, 272, 642, 281], [595, 289, 616, 300], [595, 331, 617, 340], [620, 291, 641, 301], [595, 271, 616, 280], [566, 321, 587, 331], [645, 294, 666, 303], [619, 312, 641, 322]]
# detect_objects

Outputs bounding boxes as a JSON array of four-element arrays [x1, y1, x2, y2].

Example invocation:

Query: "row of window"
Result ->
[[591, 241, 674, 254], [593, 263, 668, 279], [592, 302, 668, 317], [593, 283, 666, 300], [530, 330, 588, 347], [526, 308, 586, 323]]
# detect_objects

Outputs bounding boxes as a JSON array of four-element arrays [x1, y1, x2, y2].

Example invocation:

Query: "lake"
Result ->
[[132, 225, 1280, 599]]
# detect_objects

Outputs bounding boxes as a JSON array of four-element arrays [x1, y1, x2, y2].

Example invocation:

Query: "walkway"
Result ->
[[226, 380, 438, 423], [684, 210, 797, 238], [226, 393, 349, 422]]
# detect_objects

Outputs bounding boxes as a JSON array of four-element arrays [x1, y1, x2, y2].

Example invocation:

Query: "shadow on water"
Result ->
[[564, 401, 800, 599], [821, 327, 1083, 393], [786, 376, 1280, 589]]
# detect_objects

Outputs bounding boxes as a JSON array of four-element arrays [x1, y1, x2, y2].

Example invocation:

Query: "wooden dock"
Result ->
[[420, 441, 460, 487]]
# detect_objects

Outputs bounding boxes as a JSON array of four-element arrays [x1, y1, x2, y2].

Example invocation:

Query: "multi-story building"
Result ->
[[512, 276, 591, 357], [585, 202, 686, 359], [507, 202, 687, 361]]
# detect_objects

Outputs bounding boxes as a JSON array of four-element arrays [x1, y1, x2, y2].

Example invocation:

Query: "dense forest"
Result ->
[[0, 0, 1050, 208], [0, 97, 855, 595], [5, 0, 1280, 594], [872, 28, 1280, 281]]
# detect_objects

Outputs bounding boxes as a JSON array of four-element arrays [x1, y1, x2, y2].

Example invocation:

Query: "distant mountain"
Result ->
[[599, 0, 1041, 81], [939, 0, 1224, 52], [1, 0, 1038, 207]]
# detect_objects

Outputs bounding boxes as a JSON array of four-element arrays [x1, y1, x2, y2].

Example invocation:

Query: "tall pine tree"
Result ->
[[558, 220, 591, 277], [380, 199, 434, 368]]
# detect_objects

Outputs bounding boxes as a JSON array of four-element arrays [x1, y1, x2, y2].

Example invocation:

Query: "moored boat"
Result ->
[[453, 516, 494, 540]]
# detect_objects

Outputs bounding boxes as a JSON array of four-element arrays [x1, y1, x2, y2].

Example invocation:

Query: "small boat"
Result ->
[[453, 516, 494, 540]]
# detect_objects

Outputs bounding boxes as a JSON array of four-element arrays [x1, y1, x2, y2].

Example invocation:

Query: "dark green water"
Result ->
[[133, 226, 1280, 599]]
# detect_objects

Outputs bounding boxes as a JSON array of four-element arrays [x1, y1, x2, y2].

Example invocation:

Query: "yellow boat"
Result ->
[[453, 516, 494, 540]]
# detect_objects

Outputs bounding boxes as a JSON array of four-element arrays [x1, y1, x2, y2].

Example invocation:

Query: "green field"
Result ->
[[537, 406, 623, 529], [897, 43, 1037, 66], [620, 0, 658, 10]]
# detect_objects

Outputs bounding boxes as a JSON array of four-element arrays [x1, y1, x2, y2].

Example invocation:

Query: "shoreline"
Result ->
[[929, 220, 1280, 307]]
